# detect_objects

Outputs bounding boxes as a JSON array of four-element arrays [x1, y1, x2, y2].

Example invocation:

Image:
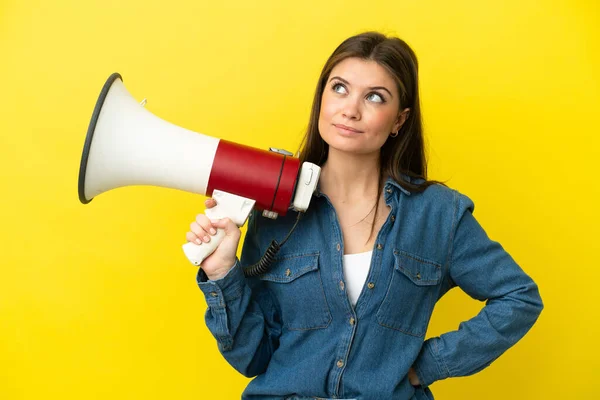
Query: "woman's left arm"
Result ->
[[412, 191, 544, 387]]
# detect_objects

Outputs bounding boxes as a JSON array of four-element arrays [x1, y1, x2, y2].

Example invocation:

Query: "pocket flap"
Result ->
[[393, 250, 441, 286], [259, 253, 319, 283]]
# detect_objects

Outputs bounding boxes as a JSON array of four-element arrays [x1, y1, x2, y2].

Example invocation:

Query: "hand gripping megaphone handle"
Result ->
[[182, 229, 227, 266], [182, 190, 256, 266]]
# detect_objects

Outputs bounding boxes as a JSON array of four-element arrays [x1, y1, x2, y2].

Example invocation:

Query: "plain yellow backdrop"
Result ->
[[1, 0, 598, 398]]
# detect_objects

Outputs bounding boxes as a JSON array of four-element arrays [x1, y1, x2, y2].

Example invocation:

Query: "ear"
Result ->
[[392, 108, 411, 132]]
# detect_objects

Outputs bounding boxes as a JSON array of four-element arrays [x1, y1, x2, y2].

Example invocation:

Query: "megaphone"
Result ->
[[78, 73, 320, 270]]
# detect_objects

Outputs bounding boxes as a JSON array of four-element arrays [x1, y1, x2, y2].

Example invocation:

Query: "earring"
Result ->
[[390, 130, 399, 138]]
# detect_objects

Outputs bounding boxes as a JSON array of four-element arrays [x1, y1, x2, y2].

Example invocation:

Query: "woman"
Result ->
[[187, 31, 543, 400]]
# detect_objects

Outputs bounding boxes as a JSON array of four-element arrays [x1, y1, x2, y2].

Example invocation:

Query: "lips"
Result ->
[[333, 124, 364, 133]]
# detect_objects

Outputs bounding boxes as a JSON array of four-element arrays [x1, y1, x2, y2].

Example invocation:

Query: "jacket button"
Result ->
[[337, 360, 344, 368], [339, 281, 345, 291], [377, 244, 383, 250], [367, 282, 375, 289], [349, 317, 355, 325], [386, 188, 393, 194], [209, 292, 218, 297], [336, 243, 341, 251], [391, 215, 396, 222], [416, 272, 422, 280], [285, 268, 291, 277]]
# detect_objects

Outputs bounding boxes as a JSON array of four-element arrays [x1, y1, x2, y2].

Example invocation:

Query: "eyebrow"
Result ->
[[329, 76, 394, 98]]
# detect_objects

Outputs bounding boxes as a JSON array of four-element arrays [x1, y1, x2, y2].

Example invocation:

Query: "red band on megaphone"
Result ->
[[207, 140, 300, 216]]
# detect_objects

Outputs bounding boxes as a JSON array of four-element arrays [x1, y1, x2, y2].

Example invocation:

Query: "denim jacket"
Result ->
[[197, 176, 544, 400]]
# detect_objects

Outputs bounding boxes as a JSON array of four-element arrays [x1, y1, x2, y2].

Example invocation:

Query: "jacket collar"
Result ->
[[385, 175, 412, 196]]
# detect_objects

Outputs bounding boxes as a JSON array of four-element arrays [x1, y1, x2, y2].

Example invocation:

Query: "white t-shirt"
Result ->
[[342, 250, 373, 307]]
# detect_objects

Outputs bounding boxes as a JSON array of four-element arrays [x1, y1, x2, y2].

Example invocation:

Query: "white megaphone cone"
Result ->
[[78, 73, 320, 270], [79, 73, 221, 202]]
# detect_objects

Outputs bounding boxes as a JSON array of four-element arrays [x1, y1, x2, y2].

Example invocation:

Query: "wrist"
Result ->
[[206, 269, 230, 281], [205, 260, 237, 281]]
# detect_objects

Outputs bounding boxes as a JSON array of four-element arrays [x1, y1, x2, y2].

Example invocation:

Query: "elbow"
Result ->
[[534, 285, 544, 317], [529, 279, 544, 316], [495, 279, 544, 335], [521, 280, 544, 329]]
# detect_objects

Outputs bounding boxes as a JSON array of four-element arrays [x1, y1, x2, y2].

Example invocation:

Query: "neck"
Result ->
[[319, 148, 382, 201]]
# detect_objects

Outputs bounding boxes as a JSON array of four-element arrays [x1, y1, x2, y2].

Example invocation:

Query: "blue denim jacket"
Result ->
[[197, 176, 543, 400]]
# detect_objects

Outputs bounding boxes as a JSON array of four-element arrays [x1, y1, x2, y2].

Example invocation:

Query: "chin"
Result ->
[[329, 142, 379, 156], [323, 135, 378, 154]]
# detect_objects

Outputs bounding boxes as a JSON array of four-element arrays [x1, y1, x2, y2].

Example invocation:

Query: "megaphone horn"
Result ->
[[78, 73, 320, 269], [78, 73, 310, 216]]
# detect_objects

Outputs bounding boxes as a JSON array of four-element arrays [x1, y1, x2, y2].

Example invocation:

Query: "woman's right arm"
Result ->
[[189, 201, 281, 377]]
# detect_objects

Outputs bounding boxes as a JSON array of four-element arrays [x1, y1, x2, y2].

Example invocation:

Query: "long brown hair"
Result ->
[[298, 31, 446, 243]]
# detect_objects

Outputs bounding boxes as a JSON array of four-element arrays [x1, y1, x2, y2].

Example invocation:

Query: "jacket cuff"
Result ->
[[196, 260, 245, 308], [413, 337, 450, 387]]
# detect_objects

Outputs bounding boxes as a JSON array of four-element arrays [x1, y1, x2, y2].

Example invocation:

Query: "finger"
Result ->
[[196, 214, 218, 236], [210, 217, 238, 234], [186, 231, 204, 245], [190, 221, 211, 243], [204, 198, 217, 209]]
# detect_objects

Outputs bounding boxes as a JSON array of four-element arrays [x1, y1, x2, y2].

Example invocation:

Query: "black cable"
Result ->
[[243, 211, 303, 277]]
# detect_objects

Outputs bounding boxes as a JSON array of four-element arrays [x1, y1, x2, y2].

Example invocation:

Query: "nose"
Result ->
[[341, 96, 361, 120]]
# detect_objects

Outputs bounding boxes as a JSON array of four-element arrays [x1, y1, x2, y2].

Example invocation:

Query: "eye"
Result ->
[[330, 81, 386, 104], [367, 92, 385, 103], [332, 83, 347, 94]]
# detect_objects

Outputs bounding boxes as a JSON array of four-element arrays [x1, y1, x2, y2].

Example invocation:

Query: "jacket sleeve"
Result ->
[[413, 191, 544, 387], [196, 210, 282, 377]]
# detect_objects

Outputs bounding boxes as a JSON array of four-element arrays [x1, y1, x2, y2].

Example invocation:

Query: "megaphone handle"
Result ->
[[183, 229, 225, 266], [181, 190, 255, 267], [182, 229, 227, 266]]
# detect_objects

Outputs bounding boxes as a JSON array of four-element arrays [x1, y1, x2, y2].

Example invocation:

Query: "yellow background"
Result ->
[[1, 0, 598, 398]]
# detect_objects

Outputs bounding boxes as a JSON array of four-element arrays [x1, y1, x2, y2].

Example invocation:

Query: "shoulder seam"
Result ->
[[446, 189, 461, 274]]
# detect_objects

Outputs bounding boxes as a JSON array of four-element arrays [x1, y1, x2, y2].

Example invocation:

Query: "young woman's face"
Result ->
[[318, 57, 408, 156]]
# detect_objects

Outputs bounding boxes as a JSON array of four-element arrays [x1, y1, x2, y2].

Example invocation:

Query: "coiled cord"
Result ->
[[243, 211, 303, 277]]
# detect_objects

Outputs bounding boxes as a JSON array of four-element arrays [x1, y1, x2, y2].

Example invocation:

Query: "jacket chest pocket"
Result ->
[[376, 250, 442, 337], [259, 252, 332, 331]]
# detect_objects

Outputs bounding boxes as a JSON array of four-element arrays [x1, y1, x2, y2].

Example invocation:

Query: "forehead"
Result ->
[[329, 57, 397, 91]]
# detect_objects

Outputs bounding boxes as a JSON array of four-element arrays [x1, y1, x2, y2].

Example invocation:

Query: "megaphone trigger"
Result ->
[[204, 190, 256, 225]]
